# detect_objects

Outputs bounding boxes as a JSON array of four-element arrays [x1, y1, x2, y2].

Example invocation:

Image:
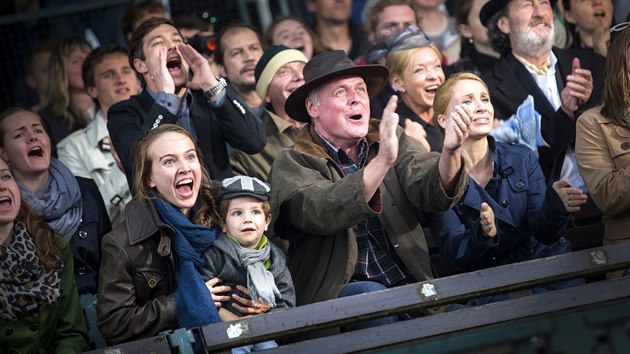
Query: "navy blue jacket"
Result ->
[[70, 176, 112, 295], [426, 138, 571, 271]]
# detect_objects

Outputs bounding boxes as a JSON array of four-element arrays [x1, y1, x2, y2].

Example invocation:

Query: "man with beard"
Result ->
[[108, 18, 266, 189], [214, 23, 266, 120], [480, 0, 605, 191], [230, 45, 308, 181]]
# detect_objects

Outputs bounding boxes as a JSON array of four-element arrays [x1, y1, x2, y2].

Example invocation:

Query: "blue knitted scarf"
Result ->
[[153, 197, 220, 328]]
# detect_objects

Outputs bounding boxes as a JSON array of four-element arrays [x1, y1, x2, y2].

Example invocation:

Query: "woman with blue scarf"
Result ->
[[0, 108, 111, 296], [96, 124, 264, 345]]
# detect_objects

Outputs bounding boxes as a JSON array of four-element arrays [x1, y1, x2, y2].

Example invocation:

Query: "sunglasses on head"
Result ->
[[610, 21, 630, 33], [367, 25, 432, 63], [386, 25, 432, 52]]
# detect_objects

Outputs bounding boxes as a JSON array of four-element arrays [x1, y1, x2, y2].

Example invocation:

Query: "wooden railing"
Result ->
[[83, 241, 630, 354]]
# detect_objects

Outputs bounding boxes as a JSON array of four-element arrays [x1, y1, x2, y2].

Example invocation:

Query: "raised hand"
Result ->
[[151, 47, 175, 94], [552, 179, 588, 213], [403, 118, 430, 152], [442, 93, 471, 152], [592, 16, 610, 57], [378, 94, 400, 165], [560, 58, 593, 118], [178, 43, 219, 93], [480, 202, 497, 238]]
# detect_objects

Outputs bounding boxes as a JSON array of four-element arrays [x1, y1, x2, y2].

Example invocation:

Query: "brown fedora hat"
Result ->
[[284, 50, 389, 122], [480, 0, 557, 28]]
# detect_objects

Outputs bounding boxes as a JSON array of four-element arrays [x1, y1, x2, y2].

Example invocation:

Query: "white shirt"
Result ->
[[521, 52, 587, 192], [57, 110, 131, 227]]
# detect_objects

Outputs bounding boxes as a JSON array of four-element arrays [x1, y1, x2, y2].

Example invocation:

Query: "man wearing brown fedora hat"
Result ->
[[479, 0, 605, 192], [268, 49, 471, 321]]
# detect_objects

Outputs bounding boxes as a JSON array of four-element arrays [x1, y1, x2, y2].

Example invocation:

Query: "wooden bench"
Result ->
[[83, 241, 630, 354]]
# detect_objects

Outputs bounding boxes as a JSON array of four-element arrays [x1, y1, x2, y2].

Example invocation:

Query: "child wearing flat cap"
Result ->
[[199, 175, 295, 352]]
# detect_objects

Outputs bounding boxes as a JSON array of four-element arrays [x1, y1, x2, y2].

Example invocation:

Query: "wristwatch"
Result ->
[[204, 77, 227, 100]]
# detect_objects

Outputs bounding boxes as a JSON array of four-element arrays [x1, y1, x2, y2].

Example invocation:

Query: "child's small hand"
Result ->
[[231, 285, 271, 315]]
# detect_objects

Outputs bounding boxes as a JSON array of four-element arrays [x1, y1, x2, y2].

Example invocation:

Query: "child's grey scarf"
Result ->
[[234, 241, 281, 308]]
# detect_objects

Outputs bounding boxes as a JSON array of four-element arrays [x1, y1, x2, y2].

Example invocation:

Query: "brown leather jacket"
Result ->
[[96, 198, 178, 344]]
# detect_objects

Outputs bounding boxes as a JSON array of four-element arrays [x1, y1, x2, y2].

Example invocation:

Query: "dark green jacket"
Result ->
[[0, 235, 89, 353]]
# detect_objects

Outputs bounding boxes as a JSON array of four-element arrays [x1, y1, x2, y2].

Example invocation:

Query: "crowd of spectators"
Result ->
[[2, 0, 630, 352]]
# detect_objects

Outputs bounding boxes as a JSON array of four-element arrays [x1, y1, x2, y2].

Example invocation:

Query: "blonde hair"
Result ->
[[45, 37, 92, 126], [386, 44, 442, 82], [432, 72, 489, 134], [133, 124, 219, 227]]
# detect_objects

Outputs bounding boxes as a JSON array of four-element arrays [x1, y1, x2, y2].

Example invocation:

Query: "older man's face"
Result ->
[[306, 76, 370, 150], [502, 0, 554, 57], [266, 61, 305, 117]]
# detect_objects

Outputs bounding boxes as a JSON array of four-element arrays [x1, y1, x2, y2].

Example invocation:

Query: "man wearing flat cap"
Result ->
[[268, 49, 471, 320], [230, 45, 308, 181], [480, 0, 605, 191]]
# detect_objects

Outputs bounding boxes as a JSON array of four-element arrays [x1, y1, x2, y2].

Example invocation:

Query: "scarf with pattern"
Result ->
[[0, 221, 62, 320]]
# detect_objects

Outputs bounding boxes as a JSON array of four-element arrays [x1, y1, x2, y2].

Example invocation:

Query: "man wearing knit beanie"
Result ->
[[230, 45, 308, 181]]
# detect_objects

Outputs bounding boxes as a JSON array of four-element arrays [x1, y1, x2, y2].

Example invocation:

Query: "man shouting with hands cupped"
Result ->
[[108, 17, 266, 189]]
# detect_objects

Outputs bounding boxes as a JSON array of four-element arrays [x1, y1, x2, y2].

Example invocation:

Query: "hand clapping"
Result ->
[[552, 179, 588, 213], [480, 202, 497, 238], [442, 93, 471, 152]]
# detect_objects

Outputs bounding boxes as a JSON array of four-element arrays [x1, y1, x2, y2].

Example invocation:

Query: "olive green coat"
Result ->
[[269, 119, 467, 306], [0, 235, 89, 353]]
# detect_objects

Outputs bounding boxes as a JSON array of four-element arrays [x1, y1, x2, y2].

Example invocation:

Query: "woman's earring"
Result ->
[[468, 37, 473, 44]]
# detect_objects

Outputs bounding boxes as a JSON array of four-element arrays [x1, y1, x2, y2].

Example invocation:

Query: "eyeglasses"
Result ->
[[610, 21, 630, 33], [366, 25, 433, 63]]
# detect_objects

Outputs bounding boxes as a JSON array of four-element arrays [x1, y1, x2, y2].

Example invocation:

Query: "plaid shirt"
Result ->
[[316, 131, 410, 287]]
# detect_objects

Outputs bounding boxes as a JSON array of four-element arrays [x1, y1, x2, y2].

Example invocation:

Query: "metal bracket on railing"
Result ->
[[162, 328, 198, 354]]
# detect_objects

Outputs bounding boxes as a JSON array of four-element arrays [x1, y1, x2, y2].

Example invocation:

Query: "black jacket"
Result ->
[[482, 48, 606, 184], [395, 98, 444, 152], [108, 86, 266, 188], [70, 176, 112, 295]]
